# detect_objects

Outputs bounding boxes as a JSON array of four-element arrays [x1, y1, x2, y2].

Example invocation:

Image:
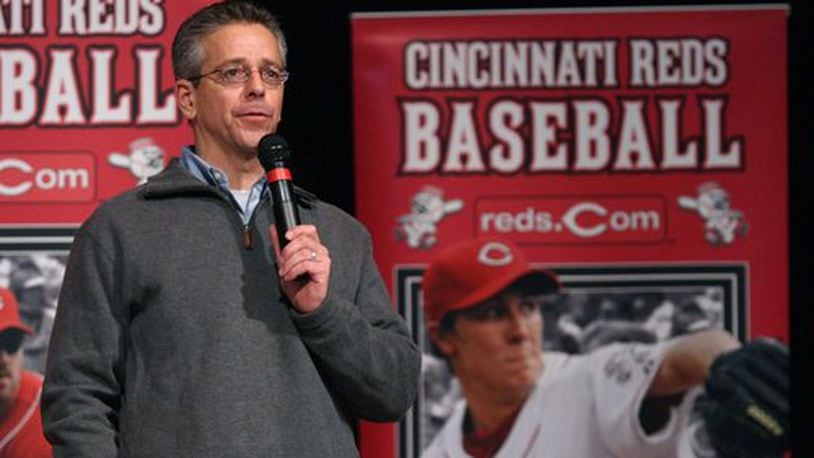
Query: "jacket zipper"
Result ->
[[241, 197, 268, 250], [202, 187, 262, 250], [243, 224, 253, 249]]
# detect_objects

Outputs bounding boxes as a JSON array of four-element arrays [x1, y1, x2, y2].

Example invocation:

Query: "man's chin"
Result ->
[[244, 131, 277, 154], [504, 362, 543, 386], [0, 375, 14, 393], [513, 371, 541, 387]]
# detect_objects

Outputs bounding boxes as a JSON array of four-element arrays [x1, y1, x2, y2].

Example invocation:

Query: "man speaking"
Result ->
[[42, 2, 420, 456]]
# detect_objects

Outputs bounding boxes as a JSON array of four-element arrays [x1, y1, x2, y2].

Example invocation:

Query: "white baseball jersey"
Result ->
[[423, 342, 699, 458]]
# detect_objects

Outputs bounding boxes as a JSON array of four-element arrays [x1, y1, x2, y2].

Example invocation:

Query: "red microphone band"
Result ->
[[266, 168, 292, 183]]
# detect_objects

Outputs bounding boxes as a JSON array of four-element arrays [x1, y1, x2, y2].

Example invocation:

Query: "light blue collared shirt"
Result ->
[[180, 146, 266, 225]]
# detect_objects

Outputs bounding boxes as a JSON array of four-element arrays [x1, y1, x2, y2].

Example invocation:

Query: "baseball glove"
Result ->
[[703, 338, 790, 458]]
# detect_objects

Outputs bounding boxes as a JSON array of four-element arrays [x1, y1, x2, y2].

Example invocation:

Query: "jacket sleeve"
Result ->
[[289, 230, 421, 422], [42, 225, 125, 456]]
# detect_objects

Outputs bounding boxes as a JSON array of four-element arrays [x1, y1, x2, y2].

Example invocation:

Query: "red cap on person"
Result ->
[[422, 238, 559, 333], [0, 287, 34, 335]]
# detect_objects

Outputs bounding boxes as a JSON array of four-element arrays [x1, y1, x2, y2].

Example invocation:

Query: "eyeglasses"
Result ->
[[188, 64, 289, 88]]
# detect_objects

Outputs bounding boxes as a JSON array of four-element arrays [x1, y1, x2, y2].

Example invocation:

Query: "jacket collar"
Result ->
[[138, 158, 216, 199], [139, 157, 317, 209]]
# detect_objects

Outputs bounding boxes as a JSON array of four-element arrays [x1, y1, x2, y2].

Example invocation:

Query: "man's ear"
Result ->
[[433, 329, 457, 358], [175, 79, 196, 121]]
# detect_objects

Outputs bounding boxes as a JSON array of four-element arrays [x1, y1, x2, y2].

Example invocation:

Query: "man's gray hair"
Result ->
[[172, 1, 287, 82]]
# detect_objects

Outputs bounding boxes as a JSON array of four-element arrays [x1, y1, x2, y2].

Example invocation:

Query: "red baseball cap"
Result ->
[[422, 238, 559, 332], [0, 287, 34, 335]]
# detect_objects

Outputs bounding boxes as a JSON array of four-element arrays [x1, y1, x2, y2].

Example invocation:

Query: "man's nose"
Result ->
[[506, 306, 533, 340], [244, 68, 266, 97]]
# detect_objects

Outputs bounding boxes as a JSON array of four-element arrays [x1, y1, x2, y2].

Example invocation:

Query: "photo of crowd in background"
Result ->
[[420, 285, 726, 451], [0, 254, 67, 375]]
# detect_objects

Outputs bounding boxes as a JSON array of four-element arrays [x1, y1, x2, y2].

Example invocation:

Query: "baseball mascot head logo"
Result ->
[[678, 182, 748, 246], [395, 185, 463, 250], [108, 138, 166, 185]]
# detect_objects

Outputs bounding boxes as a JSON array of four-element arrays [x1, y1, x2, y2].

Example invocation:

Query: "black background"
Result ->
[[264, 0, 811, 454]]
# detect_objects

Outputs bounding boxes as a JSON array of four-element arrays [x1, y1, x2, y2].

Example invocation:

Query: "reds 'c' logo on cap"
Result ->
[[477, 241, 514, 267]]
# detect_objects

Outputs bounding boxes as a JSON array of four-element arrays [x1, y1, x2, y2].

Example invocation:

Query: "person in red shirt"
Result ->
[[0, 287, 50, 457]]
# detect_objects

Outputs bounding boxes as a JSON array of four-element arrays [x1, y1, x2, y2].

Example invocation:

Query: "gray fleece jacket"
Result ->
[[42, 159, 420, 457]]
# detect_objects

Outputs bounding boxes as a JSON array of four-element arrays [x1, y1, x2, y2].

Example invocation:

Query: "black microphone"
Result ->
[[258, 134, 300, 248]]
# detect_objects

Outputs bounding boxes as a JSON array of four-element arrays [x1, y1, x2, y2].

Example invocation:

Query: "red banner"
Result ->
[[353, 6, 787, 457], [0, 1, 210, 226]]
